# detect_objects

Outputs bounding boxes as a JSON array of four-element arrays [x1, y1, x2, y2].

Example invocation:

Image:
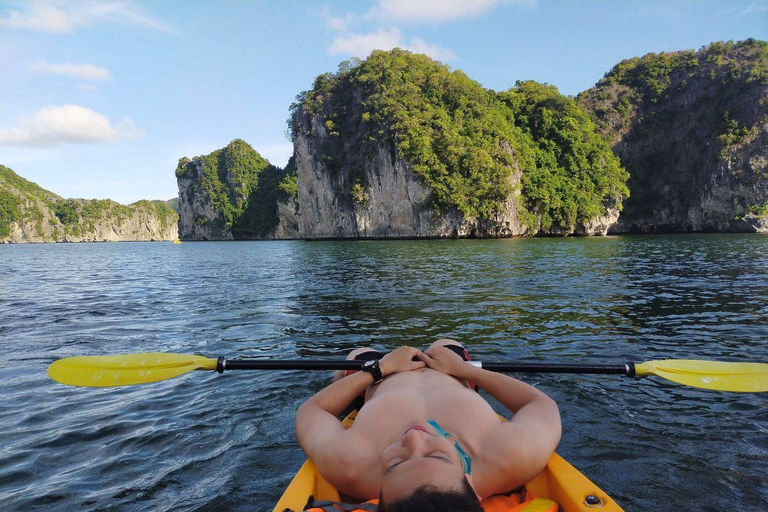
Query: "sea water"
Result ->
[[1, 235, 766, 511]]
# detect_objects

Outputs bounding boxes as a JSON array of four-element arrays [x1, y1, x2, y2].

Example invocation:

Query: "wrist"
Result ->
[[379, 357, 395, 377], [360, 359, 384, 383], [457, 362, 479, 381]]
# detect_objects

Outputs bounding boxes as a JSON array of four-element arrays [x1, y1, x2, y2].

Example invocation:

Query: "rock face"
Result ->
[[290, 51, 625, 239], [293, 107, 528, 239], [175, 140, 299, 240], [0, 165, 178, 243], [3, 202, 178, 243], [292, 107, 622, 239], [176, 157, 234, 240], [579, 40, 768, 233], [274, 198, 300, 239]]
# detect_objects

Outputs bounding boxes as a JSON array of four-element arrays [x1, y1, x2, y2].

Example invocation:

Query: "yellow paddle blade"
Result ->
[[47, 352, 218, 387], [635, 359, 768, 392]]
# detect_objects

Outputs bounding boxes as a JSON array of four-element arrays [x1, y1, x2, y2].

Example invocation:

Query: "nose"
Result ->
[[400, 429, 431, 452]]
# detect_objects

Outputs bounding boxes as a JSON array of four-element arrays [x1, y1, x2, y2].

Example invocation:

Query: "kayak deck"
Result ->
[[274, 412, 625, 512]]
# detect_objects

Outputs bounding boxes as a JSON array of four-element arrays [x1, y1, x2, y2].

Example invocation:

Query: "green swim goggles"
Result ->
[[427, 420, 472, 475]]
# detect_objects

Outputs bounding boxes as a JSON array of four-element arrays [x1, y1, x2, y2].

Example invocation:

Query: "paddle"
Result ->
[[46, 353, 768, 392]]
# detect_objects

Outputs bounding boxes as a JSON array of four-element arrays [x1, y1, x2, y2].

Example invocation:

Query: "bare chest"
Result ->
[[343, 370, 503, 491]]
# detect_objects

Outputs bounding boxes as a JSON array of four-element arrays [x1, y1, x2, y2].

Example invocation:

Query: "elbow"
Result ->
[[544, 396, 562, 447], [526, 394, 561, 449], [294, 402, 313, 449]]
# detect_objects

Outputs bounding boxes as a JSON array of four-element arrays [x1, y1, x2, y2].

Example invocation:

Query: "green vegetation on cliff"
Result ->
[[176, 139, 271, 230], [500, 81, 628, 228], [291, 49, 628, 230], [293, 50, 527, 220], [1, 165, 60, 238], [177, 141, 295, 238], [1, 164, 178, 242], [0, 188, 21, 237], [579, 39, 768, 150], [234, 157, 296, 238], [578, 39, 768, 232], [165, 197, 180, 214], [277, 156, 298, 200]]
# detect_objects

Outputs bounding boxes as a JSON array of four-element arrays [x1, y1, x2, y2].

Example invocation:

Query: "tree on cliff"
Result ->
[[578, 39, 768, 232], [175, 139, 270, 231], [175, 140, 296, 239], [291, 48, 628, 232], [499, 81, 628, 229]]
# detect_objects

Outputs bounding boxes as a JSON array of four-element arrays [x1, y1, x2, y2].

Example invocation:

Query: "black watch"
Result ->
[[360, 359, 384, 384]]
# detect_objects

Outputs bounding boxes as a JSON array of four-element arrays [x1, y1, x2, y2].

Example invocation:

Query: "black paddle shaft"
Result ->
[[217, 358, 636, 376]]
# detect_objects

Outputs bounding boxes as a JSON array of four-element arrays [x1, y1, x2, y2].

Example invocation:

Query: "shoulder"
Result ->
[[475, 405, 561, 495], [307, 428, 380, 498]]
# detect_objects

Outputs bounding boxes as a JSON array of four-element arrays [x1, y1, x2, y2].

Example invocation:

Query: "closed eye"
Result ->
[[385, 453, 452, 474]]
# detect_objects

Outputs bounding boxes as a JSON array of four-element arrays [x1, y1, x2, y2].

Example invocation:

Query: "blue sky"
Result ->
[[1, 0, 766, 204]]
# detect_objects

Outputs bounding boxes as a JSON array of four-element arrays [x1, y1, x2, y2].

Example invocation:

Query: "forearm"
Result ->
[[298, 371, 374, 418], [464, 365, 557, 415]]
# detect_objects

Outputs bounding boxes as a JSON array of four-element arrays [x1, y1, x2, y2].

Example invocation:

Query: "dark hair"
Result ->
[[378, 477, 482, 512]]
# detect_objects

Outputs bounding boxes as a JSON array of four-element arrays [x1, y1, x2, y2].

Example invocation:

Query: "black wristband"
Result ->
[[360, 359, 383, 384]]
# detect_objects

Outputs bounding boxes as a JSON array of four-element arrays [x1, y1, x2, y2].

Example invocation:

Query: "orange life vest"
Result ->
[[299, 498, 379, 512], [300, 491, 558, 512], [481, 490, 558, 512]]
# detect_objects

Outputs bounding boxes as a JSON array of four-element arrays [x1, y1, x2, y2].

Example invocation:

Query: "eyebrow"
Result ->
[[384, 453, 452, 475]]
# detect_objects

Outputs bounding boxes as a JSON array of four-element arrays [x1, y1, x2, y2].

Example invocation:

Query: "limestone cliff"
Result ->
[[177, 43, 767, 239], [175, 139, 298, 240], [0, 165, 178, 243], [290, 50, 627, 239], [293, 104, 527, 238], [176, 155, 234, 240], [579, 39, 768, 233]]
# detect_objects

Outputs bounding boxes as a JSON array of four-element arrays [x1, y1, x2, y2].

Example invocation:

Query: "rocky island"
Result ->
[[288, 51, 627, 238], [579, 39, 768, 233], [178, 40, 767, 240], [175, 139, 297, 240], [0, 165, 178, 243], [5, 40, 765, 243]]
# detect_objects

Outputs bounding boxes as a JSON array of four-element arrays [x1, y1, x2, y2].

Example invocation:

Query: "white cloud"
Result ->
[[366, 0, 535, 23], [328, 27, 457, 62], [322, 8, 352, 31], [0, 2, 70, 33], [740, 3, 768, 16], [329, 27, 401, 57], [0, 0, 174, 34], [30, 60, 112, 81], [405, 37, 457, 62], [0, 105, 144, 147]]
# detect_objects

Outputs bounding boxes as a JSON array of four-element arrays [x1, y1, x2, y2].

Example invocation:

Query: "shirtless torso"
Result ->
[[295, 342, 561, 502]]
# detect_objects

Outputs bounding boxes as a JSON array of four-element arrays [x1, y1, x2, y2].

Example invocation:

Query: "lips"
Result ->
[[405, 424, 430, 434]]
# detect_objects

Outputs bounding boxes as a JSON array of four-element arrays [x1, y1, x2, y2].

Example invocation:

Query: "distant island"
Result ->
[[176, 39, 767, 240], [0, 165, 178, 243], [579, 39, 768, 233], [2, 39, 766, 243]]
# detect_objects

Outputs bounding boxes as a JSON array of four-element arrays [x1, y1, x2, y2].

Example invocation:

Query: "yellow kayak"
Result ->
[[273, 411, 624, 512]]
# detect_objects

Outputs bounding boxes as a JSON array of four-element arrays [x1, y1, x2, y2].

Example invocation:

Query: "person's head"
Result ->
[[379, 421, 481, 510], [378, 477, 483, 512]]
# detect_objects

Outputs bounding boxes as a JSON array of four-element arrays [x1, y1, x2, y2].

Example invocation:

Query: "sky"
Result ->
[[1, 0, 766, 204]]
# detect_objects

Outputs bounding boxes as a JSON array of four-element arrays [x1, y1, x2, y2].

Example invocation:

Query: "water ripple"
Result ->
[[1, 236, 767, 511]]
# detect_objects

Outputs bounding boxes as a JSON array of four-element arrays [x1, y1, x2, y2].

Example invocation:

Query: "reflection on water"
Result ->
[[1, 235, 766, 511]]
